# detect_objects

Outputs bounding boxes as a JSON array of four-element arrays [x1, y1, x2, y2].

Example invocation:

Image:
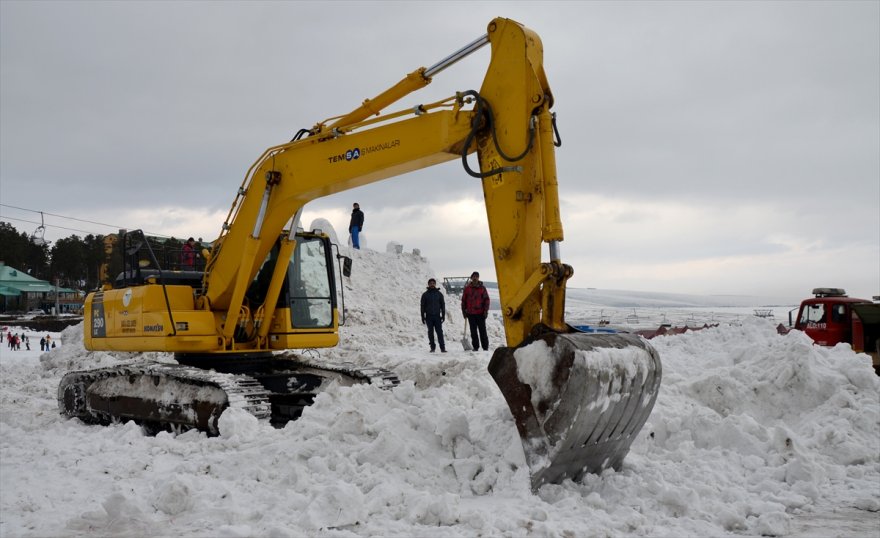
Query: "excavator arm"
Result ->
[[69, 18, 661, 491], [204, 18, 565, 350]]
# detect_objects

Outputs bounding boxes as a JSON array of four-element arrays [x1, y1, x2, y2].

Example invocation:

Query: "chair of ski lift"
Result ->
[[29, 212, 47, 246]]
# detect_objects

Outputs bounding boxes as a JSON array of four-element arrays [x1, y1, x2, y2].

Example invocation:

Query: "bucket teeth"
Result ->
[[489, 332, 661, 490]]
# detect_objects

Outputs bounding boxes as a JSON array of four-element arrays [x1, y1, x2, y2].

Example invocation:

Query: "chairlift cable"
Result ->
[[0, 204, 170, 238]]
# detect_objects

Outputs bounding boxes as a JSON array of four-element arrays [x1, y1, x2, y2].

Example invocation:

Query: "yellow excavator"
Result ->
[[59, 17, 661, 490]]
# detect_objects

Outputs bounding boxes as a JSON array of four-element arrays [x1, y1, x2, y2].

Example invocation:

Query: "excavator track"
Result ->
[[59, 362, 272, 435], [59, 356, 399, 435], [274, 352, 401, 390]]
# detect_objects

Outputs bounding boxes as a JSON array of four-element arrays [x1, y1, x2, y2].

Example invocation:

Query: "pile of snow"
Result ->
[[1, 235, 877, 537]]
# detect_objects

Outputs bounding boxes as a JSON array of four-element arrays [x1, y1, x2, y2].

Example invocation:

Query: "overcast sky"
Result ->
[[1, 1, 878, 302]]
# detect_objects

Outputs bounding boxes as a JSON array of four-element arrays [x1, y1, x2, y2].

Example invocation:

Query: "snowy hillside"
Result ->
[[1, 238, 878, 537]]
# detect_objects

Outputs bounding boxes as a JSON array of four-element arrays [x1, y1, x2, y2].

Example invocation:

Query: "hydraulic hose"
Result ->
[[459, 90, 537, 178]]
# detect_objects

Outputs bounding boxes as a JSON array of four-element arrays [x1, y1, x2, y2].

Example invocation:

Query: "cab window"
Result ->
[[288, 237, 333, 328], [831, 304, 847, 323], [800, 303, 826, 324]]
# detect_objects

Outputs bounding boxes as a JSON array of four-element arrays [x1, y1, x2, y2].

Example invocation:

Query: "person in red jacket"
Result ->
[[180, 237, 196, 269], [461, 271, 490, 351]]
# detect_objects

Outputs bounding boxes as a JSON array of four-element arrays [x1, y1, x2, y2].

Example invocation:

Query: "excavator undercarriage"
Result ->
[[59, 354, 399, 435]]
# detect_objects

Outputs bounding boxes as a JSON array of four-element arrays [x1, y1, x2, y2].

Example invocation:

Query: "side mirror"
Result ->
[[339, 256, 352, 277]]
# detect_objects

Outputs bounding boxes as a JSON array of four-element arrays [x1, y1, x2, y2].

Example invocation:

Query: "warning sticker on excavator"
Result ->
[[488, 159, 504, 186]]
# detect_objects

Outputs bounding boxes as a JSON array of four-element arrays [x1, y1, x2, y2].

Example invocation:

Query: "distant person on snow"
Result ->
[[349, 203, 364, 250], [180, 237, 197, 269], [461, 271, 490, 351], [420, 278, 446, 353]]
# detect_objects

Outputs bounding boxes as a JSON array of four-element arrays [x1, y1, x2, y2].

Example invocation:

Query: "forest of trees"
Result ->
[[0, 222, 188, 292], [0, 221, 108, 290]]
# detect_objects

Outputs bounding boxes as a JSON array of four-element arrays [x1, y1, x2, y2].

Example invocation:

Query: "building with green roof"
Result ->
[[0, 262, 83, 314]]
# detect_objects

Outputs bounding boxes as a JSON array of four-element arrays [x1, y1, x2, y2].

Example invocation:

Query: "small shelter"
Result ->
[[442, 277, 470, 296]]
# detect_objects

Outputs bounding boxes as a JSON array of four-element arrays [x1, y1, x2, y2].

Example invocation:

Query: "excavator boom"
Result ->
[[61, 17, 661, 490]]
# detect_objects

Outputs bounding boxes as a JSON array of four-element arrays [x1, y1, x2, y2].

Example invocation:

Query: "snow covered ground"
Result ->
[[1, 241, 878, 537]]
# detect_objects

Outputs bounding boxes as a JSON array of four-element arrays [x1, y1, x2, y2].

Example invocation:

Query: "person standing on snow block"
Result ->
[[349, 203, 364, 249], [461, 271, 490, 351], [421, 278, 447, 353]]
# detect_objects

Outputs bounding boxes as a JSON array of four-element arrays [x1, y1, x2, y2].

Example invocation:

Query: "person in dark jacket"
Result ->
[[349, 203, 364, 249], [461, 271, 490, 351], [421, 278, 446, 352]]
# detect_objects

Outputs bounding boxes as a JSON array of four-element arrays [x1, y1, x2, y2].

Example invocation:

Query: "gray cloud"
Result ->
[[1, 1, 877, 301]]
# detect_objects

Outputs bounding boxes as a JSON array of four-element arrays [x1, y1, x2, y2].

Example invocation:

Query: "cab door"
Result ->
[[796, 300, 848, 346]]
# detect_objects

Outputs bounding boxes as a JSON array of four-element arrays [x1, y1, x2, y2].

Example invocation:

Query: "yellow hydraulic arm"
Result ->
[[202, 17, 570, 349]]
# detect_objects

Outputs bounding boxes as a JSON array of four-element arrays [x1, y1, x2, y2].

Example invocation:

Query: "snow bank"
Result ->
[[1, 237, 877, 537]]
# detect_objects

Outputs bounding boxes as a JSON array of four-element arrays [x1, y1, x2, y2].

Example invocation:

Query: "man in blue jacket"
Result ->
[[420, 278, 446, 352], [349, 203, 364, 249]]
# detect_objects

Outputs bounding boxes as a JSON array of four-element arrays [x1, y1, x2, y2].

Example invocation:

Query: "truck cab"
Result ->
[[793, 288, 880, 374], [794, 288, 863, 346]]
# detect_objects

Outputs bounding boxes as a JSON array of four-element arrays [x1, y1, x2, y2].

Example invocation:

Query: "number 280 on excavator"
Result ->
[[59, 17, 662, 490]]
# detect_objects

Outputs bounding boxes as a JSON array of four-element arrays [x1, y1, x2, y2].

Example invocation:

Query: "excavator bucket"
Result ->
[[488, 331, 661, 490]]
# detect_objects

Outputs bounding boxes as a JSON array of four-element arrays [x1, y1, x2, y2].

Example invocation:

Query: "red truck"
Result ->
[[790, 288, 880, 374]]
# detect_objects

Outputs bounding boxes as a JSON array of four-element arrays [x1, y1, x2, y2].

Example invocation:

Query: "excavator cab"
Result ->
[[82, 229, 343, 354], [253, 231, 342, 350]]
